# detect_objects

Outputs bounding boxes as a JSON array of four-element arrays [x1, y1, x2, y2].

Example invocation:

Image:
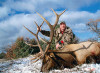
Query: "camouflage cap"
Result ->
[[60, 21, 66, 25]]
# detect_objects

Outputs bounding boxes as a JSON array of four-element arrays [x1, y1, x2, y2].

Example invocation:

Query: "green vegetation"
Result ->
[[0, 52, 6, 59], [6, 37, 40, 59], [5, 36, 57, 59]]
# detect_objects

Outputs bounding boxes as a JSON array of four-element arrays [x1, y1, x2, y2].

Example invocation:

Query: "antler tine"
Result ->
[[59, 9, 67, 16], [23, 25, 36, 37], [36, 12, 53, 31], [40, 21, 44, 27], [34, 21, 39, 28], [25, 42, 38, 47], [51, 8, 58, 16], [51, 8, 67, 28], [35, 36, 44, 54], [31, 52, 42, 60], [51, 8, 59, 29], [34, 21, 41, 35], [38, 35, 48, 44], [32, 55, 43, 63], [32, 59, 39, 63], [32, 54, 43, 63], [34, 21, 44, 35]]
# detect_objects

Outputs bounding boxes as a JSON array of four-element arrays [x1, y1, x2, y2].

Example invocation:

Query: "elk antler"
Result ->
[[36, 8, 66, 55], [24, 9, 66, 62], [24, 42, 38, 47], [23, 21, 44, 55]]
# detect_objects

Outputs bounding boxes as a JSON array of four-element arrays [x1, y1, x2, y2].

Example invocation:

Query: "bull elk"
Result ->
[[23, 9, 100, 72]]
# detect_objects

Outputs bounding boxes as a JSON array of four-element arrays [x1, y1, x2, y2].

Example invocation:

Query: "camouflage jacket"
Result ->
[[40, 26, 74, 46]]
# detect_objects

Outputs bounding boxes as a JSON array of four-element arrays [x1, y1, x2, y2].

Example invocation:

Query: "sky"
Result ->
[[0, 0, 100, 52]]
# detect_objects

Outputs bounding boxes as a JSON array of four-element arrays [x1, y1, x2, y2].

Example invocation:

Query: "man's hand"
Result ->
[[37, 26, 41, 32], [56, 43, 61, 49]]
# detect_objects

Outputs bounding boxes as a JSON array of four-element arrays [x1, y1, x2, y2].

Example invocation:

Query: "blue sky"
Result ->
[[0, 0, 100, 52]]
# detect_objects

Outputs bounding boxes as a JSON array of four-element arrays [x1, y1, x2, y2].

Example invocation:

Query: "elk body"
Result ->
[[63, 41, 100, 64], [23, 8, 100, 72]]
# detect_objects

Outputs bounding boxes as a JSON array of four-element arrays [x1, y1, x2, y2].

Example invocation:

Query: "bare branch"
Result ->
[[87, 19, 100, 34], [94, 19, 100, 22]]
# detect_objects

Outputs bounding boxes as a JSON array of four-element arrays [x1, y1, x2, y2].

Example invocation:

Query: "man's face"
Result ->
[[60, 23, 66, 31]]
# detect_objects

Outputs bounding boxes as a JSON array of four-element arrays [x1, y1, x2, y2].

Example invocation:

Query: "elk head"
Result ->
[[23, 8, 66, 72], [41, 52, 56, 72]]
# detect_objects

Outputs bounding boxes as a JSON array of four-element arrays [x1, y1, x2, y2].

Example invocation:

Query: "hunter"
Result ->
[[37, 21, 75, 49]]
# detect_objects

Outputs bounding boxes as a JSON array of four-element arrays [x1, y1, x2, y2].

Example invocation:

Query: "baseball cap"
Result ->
[[60, 21, 66, 25]]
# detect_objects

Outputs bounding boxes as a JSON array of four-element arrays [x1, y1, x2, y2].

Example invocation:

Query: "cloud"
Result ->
[[0, 0, 100, 19], [0, 6, 10, 18], [1, 9, 100, 42], [42, 10, 100, 41], [8, 0, 99, 11], [0, 13, 40, 49], [0, 0, 100, 52]]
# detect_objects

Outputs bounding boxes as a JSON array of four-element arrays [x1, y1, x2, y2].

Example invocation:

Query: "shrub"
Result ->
[[50, 37, 56, 50], [0, 52, 6, 59], [6, 37, 40, 59]]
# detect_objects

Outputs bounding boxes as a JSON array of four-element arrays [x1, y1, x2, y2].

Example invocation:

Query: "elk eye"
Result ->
[[50, 55, 53, 57]]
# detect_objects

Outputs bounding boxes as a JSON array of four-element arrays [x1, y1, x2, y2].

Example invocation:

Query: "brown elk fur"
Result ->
[[63, 41, 100, 64]]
